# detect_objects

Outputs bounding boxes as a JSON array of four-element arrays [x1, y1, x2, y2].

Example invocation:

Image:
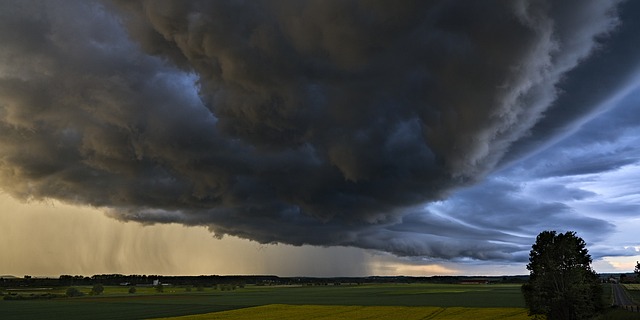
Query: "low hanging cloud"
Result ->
[[0, 0, 632, 262]]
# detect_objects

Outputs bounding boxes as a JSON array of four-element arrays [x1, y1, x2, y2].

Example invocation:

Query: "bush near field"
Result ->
[[4, 293, 62, 300]]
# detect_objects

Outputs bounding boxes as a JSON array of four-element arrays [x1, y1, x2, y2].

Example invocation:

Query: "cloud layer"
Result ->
[[0, 0, 636, 263]]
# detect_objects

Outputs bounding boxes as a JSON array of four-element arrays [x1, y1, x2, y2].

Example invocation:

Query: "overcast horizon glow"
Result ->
[[1, 0, 639, 277]]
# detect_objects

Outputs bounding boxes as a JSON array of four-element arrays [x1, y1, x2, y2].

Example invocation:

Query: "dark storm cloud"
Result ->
[[437, 84, 640, 262], [499, 0, 640, 167], [508, 85, 640, 180], [111, 0, 623, 182], [0, 0, 630, 262]]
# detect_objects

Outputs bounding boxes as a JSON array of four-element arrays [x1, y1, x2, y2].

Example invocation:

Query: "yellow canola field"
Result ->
[[154, 304, 530, 320]]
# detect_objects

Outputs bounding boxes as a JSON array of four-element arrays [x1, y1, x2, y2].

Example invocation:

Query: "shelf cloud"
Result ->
[[1, 0, 637, 263]]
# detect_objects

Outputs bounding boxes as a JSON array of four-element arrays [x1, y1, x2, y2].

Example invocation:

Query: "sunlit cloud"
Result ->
[[370, 263, 459, 277]]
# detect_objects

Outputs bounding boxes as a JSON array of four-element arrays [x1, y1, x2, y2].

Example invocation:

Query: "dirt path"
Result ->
[[612, 283, 635, 306]]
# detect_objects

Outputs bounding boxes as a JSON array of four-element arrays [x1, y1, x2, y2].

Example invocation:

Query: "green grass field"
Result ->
[[4, 283, 637, 319], [0, 283, 525, 320]]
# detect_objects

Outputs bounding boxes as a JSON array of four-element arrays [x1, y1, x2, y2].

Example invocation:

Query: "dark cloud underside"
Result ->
[[0, 0, 630, 261]]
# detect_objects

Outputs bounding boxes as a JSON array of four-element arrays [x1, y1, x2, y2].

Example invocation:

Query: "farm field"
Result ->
[[623, 284, 640, 304], [0, 283, 525, 320], [153, 304, 529, 320]]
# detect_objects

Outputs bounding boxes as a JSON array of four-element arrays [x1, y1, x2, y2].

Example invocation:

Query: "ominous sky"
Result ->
[[1, 0, 639, 276]]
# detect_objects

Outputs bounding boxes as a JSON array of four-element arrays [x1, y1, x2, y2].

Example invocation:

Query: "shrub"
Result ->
[[4, 293, 61, 300], [91, 283, 104, 295], [66, 287, 84, 297]]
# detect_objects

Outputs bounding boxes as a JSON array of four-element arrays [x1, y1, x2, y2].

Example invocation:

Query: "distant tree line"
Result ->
[[1, 274, 529, 289]]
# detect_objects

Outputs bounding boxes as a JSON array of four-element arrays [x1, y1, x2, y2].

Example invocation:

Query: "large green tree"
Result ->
[[522, 231, 603, 320]]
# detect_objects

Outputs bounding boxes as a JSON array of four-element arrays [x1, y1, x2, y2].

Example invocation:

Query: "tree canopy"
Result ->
[[91, 283, 104, 295], [65, 287, 84, 297], [522, 230, 603, 320]]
